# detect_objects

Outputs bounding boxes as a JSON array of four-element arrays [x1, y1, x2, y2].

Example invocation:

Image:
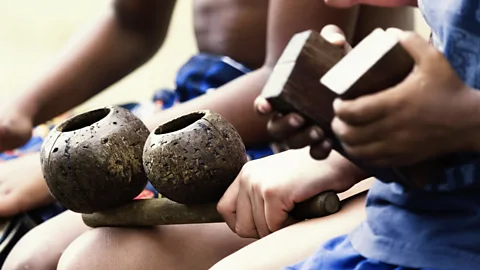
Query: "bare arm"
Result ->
[[143, 0, 359, 146], [17, 0, 177, 126]]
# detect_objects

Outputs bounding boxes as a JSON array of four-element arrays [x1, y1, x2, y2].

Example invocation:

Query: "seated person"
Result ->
[[246, 0, 480, 269], [3, 2, 415, 270], [0, 0, 274, 224], [0, 0, 271, 267]]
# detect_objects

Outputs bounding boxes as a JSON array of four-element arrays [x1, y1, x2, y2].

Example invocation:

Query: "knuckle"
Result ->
[[239, 162, 253, 179], [334, 124, 353, 142], [267, 122, 286, 140], [216, 199, 232, 215], [262, 186, 278, 200], [331, 118, 344, 136], [235, 226, 256, 239]]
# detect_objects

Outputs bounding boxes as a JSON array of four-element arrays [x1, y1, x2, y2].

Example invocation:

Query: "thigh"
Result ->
[[58, 222, 255, 270], [211, 188, 369, 270], [58, 180, 372, 270], [2, 211, 89, 270]]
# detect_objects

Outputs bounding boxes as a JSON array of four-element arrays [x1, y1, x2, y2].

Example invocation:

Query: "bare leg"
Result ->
[[0, 153, 54, 217], [58, 223, 254, 270], [2, 211, 89, 270], [57, 179, 372, 270], [211, 190, 368, 270]]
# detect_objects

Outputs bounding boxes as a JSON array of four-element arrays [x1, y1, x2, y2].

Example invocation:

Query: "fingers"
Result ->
[[333, 94, 392, 126], [235, 178, 259, 239], [218, 166, 294, 239], [320, 25, 348, 47], [320, 24, 353, 53], [309, 140, 333, 160], [331, 116, 386, 146], [267, 113, 304, 140], [217, 177, 240, 233], [341, 141, 391, 164], [341, 141, 412, 166], [263, 190, 290, 233], [250, 190, 271, 238], [254, 96, 272, 115], [285, 126, 325, 149]]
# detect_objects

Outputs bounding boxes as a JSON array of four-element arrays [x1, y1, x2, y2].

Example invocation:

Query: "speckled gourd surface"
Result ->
[[143, 110, 248, 204], [40, 106, 149, 213]]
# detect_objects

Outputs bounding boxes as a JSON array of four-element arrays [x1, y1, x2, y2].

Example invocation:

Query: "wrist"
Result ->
[[322, 151, 368, 191], [14, 93, 40, 125], [6, 90, 38, 122]]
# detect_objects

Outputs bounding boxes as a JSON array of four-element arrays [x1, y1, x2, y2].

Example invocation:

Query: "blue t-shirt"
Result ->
[[349, 1, 480, 269]]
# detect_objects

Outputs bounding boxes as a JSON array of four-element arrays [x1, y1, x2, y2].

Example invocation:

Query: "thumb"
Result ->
[[254, 96, 273, 116], [320, 25, 352, 51]]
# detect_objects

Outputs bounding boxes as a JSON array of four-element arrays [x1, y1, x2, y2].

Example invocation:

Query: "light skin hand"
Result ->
[[254, 25, 352, 160], [217, 148, 366, 239], [332, 28, 480, 167]]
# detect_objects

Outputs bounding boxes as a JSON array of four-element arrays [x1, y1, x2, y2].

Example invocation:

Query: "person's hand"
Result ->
[[0, 106, 33, 152], [217, 148, 364, 239], [254, 25, 351, 160], [323, 0, 417, 8], [332, 29, 480, 167]]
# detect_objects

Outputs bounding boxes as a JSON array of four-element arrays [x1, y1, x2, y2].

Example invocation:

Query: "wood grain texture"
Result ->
[[82, 192, 341, 228], [261, 30, 347, 136], [261, 29, 445, 187]]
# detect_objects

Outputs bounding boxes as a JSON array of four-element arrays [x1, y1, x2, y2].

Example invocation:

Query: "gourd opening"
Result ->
[[155, 112, 205, 135], [58, 108, 110, 132]]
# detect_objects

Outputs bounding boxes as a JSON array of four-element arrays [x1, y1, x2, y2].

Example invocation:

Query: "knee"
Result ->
[[57, 228, 124, 270], [2, 230, 60, 270]]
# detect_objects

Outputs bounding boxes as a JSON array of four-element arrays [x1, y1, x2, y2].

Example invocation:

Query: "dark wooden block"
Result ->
[[320, 28, 414, 100], [261, 29, 447, 187], [261, 30, 347, 135]]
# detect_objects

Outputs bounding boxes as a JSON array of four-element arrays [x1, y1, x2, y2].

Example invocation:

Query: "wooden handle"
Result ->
[[290, 191, 340, 220], [81, 191, 340, 228]]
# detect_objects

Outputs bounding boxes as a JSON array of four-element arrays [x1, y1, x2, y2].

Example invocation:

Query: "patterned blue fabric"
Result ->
[[1, 53, 274, 223], [284, 235, 436, 270], [288, 1, 480, 269]]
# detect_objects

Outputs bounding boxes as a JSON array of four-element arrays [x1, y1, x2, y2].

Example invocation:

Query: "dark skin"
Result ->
[[4, 1, 358, 269], [0, 0, 271, 152], [0, 0, 355, 221], [255, 0, 480, 167], [0, 0, 270, 218], [3, 2, 418, 270]]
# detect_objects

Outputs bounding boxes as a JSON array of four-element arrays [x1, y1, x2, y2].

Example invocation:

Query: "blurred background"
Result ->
[[0, 0, 197, 113], [0, 1, 429, 114]]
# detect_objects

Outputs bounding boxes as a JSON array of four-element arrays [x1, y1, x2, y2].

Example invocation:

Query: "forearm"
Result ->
[[143, 67, 273, 146], [282, 147, 368, 195], [18, 3, 173, 126]]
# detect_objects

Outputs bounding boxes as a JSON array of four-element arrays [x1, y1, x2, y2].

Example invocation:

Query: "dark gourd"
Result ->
[[40, 106, 149, 213]]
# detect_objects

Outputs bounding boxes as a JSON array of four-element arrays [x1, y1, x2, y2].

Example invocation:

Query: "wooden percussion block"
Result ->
[[262, 28, 414, 136], [261, 30, 347, 133], [261, 29, 446, 187]]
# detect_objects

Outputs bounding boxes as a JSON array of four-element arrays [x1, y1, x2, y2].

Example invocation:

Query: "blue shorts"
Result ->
[[284, 235, 437, 270], [0, 53, 276, 223]]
